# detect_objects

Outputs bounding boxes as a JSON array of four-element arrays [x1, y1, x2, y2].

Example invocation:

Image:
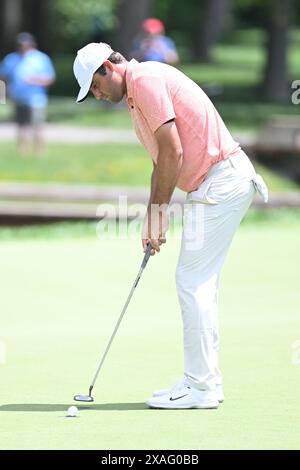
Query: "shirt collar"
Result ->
[[125, 59, 138, 100]]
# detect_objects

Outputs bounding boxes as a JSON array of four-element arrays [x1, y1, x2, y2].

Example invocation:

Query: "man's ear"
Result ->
[[103, 60, 113, 72]]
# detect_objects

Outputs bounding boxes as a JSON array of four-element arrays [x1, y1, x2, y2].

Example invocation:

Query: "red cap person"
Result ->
[[142, 18, 165, 35]]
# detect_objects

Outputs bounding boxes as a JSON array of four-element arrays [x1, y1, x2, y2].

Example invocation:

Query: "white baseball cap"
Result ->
[[73, 42, 114, 103]]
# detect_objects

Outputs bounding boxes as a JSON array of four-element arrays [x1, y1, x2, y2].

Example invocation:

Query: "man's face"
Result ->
[[90, 63, 124, 103], [18, 42, 34, 55]]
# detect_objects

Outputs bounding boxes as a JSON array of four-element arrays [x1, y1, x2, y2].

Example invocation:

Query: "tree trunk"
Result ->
[[0, 0, 22, 56], [192, 0, 232, 62], [114, 0, 152, 58], [261, 0, 291, 103], [22, 0, 53, 53]]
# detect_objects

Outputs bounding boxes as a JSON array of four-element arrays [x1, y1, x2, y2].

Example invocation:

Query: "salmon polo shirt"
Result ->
[[125, 59, 241, 193]]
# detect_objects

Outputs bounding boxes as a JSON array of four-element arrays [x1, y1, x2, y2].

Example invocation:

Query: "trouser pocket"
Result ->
[[187, 178, 218, 205]]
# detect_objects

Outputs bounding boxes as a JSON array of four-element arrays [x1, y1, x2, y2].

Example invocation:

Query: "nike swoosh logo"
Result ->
[[169, 394, 188, 401]]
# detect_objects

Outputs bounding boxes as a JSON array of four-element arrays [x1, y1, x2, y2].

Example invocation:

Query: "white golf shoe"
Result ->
[[146, 383, 219, 409], [152, 379, 225, 403]]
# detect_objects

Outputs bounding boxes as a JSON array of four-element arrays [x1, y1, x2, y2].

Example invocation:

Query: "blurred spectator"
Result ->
[[0, 32, 56, 155], [131, 18, 179, 65]]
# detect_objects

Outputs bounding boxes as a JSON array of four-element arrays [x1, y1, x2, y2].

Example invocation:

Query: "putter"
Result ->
[[74, 243, 153, 402]]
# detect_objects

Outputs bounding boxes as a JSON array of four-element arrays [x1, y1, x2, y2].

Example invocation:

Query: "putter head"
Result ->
[[73, 394, 94, 402]]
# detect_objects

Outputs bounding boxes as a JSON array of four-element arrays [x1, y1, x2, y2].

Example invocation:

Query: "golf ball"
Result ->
[[67, 406, 78, 417]]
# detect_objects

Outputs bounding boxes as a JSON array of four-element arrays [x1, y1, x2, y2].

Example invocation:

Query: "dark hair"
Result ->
[[96, 51, 126, 76]]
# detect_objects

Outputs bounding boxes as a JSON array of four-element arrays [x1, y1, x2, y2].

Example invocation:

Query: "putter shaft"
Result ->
[[89, 244, 152, 393]]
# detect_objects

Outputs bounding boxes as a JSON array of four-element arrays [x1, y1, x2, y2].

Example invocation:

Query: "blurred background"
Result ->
[[0, 0, 299, 222]]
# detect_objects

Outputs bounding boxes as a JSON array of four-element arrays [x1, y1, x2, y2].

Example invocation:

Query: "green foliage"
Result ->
[[51, 55, 78, 97], [48, 28, 300, 95], [17, 0, 299, 55], [52, 0, 117, 51], [231, 0, 271, 28]]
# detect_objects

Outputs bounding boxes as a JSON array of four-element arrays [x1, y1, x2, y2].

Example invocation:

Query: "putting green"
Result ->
[[0, 216, 299, 450]]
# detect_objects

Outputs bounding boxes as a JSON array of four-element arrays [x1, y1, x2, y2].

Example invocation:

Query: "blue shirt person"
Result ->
[[0, 32, 56, 155], [131, 18, 179, 65]]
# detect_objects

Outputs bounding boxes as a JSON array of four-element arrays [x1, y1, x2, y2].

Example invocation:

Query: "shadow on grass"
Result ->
[[0, 403, 147, 412]]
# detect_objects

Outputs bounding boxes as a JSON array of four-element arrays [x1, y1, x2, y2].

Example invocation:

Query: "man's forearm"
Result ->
[[143, 121, 182, 250], [151, 150, 182, 206], [147, 165, 158, 209]]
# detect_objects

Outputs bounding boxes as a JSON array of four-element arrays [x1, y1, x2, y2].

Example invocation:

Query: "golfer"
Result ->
[[73, 42, 268, 409]]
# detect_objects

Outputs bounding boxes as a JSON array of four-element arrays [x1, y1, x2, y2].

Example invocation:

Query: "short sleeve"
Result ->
[[0, 53, 17, 79], [133, 75, 176, 133]]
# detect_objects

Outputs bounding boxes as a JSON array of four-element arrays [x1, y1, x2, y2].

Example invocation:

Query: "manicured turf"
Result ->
[[0, 213, 299, 449], [0, 142, 152, 186]]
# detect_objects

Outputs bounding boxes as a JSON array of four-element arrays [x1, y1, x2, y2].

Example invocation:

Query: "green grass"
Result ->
[[0, 142, 298, 191], [0, 214, 299, 449], [181, 45, 265, 87], [0, 208, 298, 241], [0, 143, 152, 186]]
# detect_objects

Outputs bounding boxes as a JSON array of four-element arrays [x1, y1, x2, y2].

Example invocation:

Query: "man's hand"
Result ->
[[142, 206, 169, 255]]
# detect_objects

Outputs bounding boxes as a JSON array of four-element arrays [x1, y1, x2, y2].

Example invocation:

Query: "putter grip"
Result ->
[[141, 243, 152, 269]]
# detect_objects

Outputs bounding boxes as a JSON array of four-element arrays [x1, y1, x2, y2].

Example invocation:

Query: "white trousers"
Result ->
[[176, 151, 268, 391]]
